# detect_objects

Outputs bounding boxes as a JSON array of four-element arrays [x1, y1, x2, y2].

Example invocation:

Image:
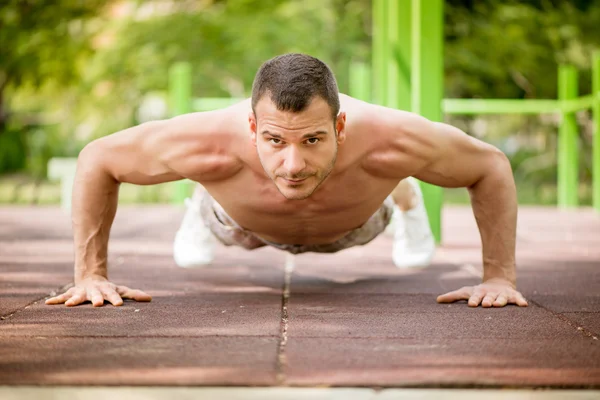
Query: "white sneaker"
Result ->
[[173, 197, 216, 268], [391, 179, 436, 269]]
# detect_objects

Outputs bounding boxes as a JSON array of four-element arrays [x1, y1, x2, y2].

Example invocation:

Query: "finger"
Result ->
[[493, 294, 508, 307], [512, 292, 529, 307], [46, 287, 78, 304], [468, 291, 485, 307], [101, 288, 123, 307], [436, 287, 472, 303], [121, 289, 152, 302], [481, 293, 497, 308], [46, 292, 73, 305], [88, 287, 105, 307], [65, 290, 86, 307], [116, 286, 152, 302]]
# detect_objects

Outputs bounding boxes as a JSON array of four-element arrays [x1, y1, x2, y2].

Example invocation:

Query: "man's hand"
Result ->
[[45, 276, 152, 307], [436, 278, 528, 308]]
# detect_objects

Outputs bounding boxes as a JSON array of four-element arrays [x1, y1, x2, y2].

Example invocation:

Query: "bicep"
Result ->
[[412, 122, 506, 188]]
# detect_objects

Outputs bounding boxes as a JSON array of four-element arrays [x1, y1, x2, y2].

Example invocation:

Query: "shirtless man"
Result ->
[[46, 53, 528, 309]]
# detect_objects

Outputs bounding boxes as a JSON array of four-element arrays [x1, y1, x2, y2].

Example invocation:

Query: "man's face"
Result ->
[[249, 96, 346, 200]]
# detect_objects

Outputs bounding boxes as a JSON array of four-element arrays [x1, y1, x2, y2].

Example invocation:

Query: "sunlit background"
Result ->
[[1, 0, 599, 206]]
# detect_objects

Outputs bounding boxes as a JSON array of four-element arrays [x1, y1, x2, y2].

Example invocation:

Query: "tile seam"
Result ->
[[529, 300, 599, 341], [275, 254, 294, 385], [0, 282, 73, 321]]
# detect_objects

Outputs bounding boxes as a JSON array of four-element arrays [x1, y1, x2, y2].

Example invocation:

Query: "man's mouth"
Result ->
[[282, 177, 308, 184]]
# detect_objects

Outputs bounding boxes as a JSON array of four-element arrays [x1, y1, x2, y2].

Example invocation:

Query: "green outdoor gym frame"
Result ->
[[168, 0, 600, 244]]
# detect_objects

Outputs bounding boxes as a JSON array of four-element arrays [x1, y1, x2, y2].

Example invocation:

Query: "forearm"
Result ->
[[468, 156, 517, 286], [72, 145, 120, 284]]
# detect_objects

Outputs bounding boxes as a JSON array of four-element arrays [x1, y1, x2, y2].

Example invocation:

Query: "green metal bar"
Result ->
[[386, 0, 399, 108], [372, 0, 388, 105], [410, 0, 422, 115], [443, 96, 594, 115], [411, 0, 444, 120], [169, 62, 192, 117], [411, 0, 444, 243], [192, 97, 244, 112], [562, 94, 594, 113], [557, 65, 579, 208], [443, 99, 559, 115], [349, 62, 371, 102], [168, 62, 194, 204], [396, 0, 411, 110], [593, 51, 600, 212]]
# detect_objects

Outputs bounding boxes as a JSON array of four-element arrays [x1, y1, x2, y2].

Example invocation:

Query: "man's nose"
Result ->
[[283, 145, 306, 176]]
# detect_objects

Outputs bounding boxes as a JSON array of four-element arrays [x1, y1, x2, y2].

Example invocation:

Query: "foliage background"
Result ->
[[1, 0, 599, 204]]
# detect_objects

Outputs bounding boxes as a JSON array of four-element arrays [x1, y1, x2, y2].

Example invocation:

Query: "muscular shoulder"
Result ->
[[152, 100, 250, 181], [342, 97, 437, 179]]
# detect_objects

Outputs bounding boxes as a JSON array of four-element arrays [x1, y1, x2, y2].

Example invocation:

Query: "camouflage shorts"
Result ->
[[199, 190, 394, 254]]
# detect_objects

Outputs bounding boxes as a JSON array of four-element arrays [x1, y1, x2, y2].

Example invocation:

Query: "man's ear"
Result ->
[[335, 111, 347, 144], [249, 111, 257, 146]]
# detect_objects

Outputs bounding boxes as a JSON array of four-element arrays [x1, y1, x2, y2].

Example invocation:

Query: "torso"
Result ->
[[196, 95, 410, 245]]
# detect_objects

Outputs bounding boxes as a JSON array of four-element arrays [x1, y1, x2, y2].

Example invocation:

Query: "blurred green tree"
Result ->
[[444, 0, 600, 204], [0, 0, 112, 172], [3, 0, 600, 206], [445, 0, 600, 99], [84, 0, 371, 139]]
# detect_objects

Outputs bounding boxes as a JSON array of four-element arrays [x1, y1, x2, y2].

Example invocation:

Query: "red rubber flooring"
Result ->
[[0, 205, 599, 388]]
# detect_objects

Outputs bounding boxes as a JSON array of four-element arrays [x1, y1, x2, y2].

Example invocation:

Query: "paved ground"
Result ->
[[0, 205, 599, 390]]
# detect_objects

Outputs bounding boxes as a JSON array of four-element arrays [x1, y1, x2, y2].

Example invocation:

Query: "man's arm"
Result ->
[[412, 122, 517, 286], [46, 109, 241, 307], [377, 109, 526, 307]]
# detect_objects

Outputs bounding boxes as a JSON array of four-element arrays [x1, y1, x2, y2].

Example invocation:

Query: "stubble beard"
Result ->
[[260, 147, 338, 201]]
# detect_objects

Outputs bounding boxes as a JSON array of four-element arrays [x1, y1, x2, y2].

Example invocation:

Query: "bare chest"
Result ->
[[203, 168, 398, 245]]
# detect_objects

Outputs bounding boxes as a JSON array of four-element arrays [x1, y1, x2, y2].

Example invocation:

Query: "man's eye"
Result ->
[[269, 138, 282, 145], [306, 138, 320, 144]]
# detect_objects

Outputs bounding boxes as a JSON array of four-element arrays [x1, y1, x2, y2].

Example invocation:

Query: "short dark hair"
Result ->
[[251, 53, 340, 121]]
